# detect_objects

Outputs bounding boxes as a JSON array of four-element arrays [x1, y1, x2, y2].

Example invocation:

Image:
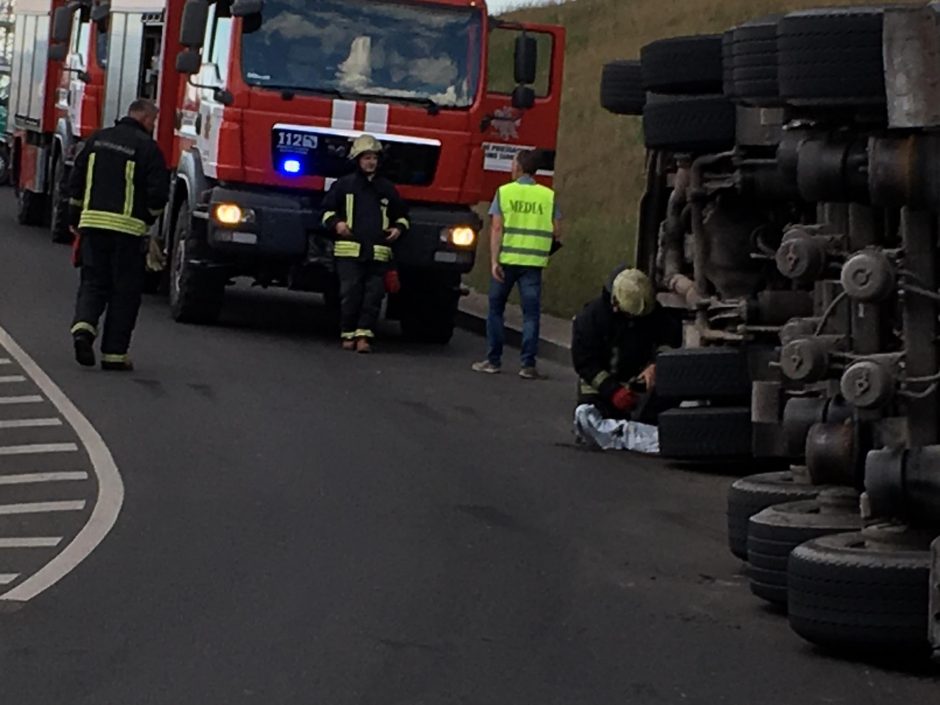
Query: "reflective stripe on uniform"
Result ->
[[345, 193, 355, 229], [591, 371, 611, 389], [69, 198, 83, 208], [395, 217, 409, 229], [82, 153, 96, 210], [373, 245, 392, 262], [380, 204, 389, 230], [123, 161, 136, 217], [70, 322, 97, 338], [579, 379, 599, 396], [322, 210, 337, 226], [78, 210, 149, 236], [354, 328, 374, 339], [334, 240, 361, 258], [101, 353, 129, 363], [340, 331, 357, 340], [497, 181, 555, 268]]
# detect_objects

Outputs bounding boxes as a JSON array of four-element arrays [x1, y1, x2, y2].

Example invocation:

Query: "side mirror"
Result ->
[[176, 49, 202, 75], [511, 85, 535, 110], [91, 2, 110, 23], [514, 33, 538, 85], [179, 0, 209, 49], [231, 0, 263, 17], [49, 43, 69, 62], [51, 5, 76, 44]]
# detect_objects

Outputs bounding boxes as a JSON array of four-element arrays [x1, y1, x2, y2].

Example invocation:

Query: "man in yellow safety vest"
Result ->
[[472, 149, 561, 379]]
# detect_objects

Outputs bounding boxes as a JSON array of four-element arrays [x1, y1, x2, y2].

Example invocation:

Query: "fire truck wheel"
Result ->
[[655, 347, 751, 400], [658, 406, 751, 459], [729, 15, 783, 106], [640, 34, 724, 95], [169, 202, 224, 324], [777, 7, 886, 107], [600, 60, 645, 116], [788, 532, 931, 653], [726, 471, 822, 560], [721, 31, 735, 98], [747, 497, 860, 607], [16, 188, 47, 226], [641, 94, 735, 153], [0, 144, 9, 185], [50, 157, 72, 244], [399, 275, 458, 345]]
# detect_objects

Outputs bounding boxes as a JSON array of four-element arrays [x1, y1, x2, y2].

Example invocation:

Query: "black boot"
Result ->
[[73, 333, 96, 367]]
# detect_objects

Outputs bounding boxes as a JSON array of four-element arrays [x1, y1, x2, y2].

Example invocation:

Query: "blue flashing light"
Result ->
[[281, 159, 301, 175]]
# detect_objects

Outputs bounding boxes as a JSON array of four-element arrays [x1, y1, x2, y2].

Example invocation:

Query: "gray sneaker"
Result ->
[[472, 360, 501, 374], [519, 366, 543, 380]]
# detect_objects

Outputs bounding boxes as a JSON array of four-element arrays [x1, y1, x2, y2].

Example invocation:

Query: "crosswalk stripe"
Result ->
[[0, 396, 43, 405], [0, 472, 89, 485], [0, 537, 62, 548], [0, 501, 86, 515], [0, 418, 63, 429], [0, 376, 27, 384], [0, 359, 10, 365], [0, 574, 19, 585], [0, 443, 78, 456]]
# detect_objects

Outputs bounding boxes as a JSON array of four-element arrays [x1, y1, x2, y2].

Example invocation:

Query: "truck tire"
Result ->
[[658, 406, 751, 459], [642, 95, 735, 153], [788, 532, 930, 653], [721, 31, 735, 98], [747, 497, 860, 607], [16, 188, 46, 226], [600, 60, 645, 116], [777, 7, 885, 106], [50, 157, 72, 244], [730, 15, 782, 106], [655, 347, 751, 400], [399, 272, 459, 344], [641, 34, 724, 95], [727, 471, 822, 560], [0, 144, 10, 185], [169, 202, 224, 324]]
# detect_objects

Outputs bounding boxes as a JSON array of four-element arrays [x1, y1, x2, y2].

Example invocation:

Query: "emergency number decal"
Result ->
[[483, 142, 535, 173]]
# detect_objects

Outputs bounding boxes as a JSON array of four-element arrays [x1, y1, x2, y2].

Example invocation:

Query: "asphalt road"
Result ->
[[0, 189, 935, 703]]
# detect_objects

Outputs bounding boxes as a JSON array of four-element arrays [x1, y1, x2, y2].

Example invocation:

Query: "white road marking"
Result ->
[[0, 418, 63, 429], [0, 358, 10, 365], [0, 325, 124, 602], [0, 471, 89, 485], [0, 537, 62, 548], [0, 574, 19, 585], [0, 500, 87, 515], [0, 443, 78, 456], [0, 375, 27, 383], [0, 395, 43, 405]]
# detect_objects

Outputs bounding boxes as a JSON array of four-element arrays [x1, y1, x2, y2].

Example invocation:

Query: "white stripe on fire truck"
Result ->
[[331, 100, 357, 131], [364, 103, 389, 135]]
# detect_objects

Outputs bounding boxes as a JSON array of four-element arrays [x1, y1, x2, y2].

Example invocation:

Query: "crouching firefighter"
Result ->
[[69, 99, 169, 371], [320, 134, 409, 353], [571, 267, 681, 451]]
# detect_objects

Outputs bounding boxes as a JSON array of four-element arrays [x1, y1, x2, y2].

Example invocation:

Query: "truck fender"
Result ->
[[163, 148, 209, 248], [53, 118, 75, 166]]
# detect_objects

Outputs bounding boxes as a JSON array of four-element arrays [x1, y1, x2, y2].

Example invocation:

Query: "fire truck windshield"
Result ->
[[241, 0, 483, 109]]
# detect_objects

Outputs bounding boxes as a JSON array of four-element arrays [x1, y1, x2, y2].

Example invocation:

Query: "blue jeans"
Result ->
[[486, 265, 542, 368]]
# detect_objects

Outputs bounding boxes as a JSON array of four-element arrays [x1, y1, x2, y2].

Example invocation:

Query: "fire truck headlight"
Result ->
[[280, 158, 302, 175], [448, 226, 476, 247], [213, 203, 254, 225]]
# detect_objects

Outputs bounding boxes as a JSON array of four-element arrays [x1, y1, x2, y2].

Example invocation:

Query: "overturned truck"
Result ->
[[602, 4, 940, 657]]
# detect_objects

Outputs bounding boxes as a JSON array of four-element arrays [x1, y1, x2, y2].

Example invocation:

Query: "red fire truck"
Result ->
[[8, 0, 107, 241], [46, 0, 565, 342]]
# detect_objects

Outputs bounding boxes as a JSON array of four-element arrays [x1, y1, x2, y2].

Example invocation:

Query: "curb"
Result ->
[[455, 301, 573, 369]]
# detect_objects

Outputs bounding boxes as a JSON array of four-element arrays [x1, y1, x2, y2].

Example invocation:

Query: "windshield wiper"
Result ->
[[250, 83, 353, 102], [358, 93, 442, 116]]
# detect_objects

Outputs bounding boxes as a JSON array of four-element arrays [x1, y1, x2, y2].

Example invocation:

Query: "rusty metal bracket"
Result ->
[[884, 6, 940, 129]]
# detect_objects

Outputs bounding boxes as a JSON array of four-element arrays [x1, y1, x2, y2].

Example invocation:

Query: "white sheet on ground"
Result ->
[[573, 404, 660, 453]]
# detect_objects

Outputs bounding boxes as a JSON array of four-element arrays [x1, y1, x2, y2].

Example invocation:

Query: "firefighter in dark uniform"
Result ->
[[572, 266, 682, 423], [320, 134, 409, 353], [69, 99, 169, 371]]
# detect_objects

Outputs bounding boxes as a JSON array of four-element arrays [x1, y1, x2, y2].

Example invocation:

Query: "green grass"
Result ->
[[468, 0, 910, 317]]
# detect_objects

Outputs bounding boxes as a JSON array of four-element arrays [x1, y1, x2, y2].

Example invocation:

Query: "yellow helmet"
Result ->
[[349, 134, 383, 160], [612, 269, 655, 316]]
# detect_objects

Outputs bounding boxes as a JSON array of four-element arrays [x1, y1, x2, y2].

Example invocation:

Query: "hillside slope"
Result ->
[[469, 0, 909, 318]]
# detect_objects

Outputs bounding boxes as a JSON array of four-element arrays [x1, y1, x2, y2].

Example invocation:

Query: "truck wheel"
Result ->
[[169, 203, 224, 324], [788, 531, 930, 653], [50, 157, 72, 244], [658, 406, 751, 459], [777, 7, 885, 107], [655, 347, 751, 400], [727, 471, 823, 560], [0, 144, 10, 185], [730, 15, 782, 106], [641, 34, 724, 95], [600, 60, 645, 116], [747, 493, 860, 607], [642, 94, 735, 153], [721, 31, 735, 98], [16, 188, 46, 226]]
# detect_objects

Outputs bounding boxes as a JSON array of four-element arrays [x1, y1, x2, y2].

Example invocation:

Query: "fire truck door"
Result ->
[[102, 8, 163, 125]]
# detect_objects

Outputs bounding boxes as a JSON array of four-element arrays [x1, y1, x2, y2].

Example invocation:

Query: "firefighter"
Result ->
[[571, 267, 681, 430], [321, 134, 409, 353], [472, 149, 561, 379], [69, 98, 169, 371]]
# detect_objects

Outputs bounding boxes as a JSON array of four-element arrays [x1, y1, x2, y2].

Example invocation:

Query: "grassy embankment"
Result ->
[[468, 0, 908, 318]]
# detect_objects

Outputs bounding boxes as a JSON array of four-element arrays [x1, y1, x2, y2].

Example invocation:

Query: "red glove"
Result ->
[[71, 229, 82, 268], [384, 269, 401, 294], [611, 385, 636, 412]]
